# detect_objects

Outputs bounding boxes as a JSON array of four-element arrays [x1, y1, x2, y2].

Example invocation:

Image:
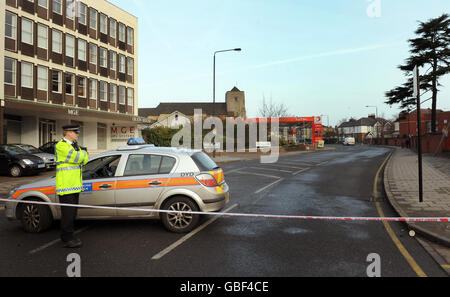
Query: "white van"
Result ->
[[343, 137, 356, 146]]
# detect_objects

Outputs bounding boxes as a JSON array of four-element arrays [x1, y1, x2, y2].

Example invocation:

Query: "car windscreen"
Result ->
[[191, 152, 219, 171], [1, 145, 28, 156], [18, 145, 41, 154]]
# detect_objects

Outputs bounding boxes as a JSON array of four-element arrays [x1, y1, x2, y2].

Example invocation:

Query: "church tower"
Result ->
[[225, 87, 247, 118]]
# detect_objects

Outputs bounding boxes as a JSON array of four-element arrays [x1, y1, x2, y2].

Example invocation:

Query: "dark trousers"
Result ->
[[59, 193, 79, 242]]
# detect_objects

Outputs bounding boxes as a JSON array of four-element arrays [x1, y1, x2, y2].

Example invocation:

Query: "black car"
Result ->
[[0, 145, 47, 177], [39, 141, 88, 155]]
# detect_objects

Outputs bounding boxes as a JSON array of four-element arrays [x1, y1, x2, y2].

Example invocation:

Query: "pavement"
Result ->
[[384, 147, 450, 247]]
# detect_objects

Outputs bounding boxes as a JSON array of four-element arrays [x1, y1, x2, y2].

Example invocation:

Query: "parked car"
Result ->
[[343, 137, 356, 146], [5, 145, 229, 233], [39, 141, 88, 155], [0, 145, 46, 177], [11, 144, 56, 170]]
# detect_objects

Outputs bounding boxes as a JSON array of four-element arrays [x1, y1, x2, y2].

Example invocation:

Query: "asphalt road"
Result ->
[[0, 145, 447, 277]]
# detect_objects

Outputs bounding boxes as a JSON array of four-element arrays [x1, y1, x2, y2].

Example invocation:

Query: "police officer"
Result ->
[[56, 125, 89, 248]]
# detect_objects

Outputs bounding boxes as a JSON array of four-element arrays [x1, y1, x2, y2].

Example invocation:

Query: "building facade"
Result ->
[[1, 0, 143, 153], [138, 87, 247, 124]]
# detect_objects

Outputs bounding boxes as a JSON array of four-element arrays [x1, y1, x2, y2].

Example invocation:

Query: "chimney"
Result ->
[[368, 114, 376, 119]]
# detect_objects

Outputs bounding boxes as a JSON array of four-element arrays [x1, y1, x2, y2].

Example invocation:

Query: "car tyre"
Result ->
[[160, 196, 200, 233], [18, 199, 53, 233], [9, 165, 23, 177]]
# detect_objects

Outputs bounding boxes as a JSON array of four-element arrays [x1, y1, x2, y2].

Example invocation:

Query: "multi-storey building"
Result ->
[[0, 0, 144, 152]]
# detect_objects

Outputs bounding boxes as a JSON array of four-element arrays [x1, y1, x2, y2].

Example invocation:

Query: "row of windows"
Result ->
[[5, 11, 135, 77], [15, 0, 135, 47], [4, 57, 134, 106]]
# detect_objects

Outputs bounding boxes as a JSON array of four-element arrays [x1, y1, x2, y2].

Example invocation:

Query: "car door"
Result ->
[[114, 154, 177, 217], [72, 155, 122, 218]]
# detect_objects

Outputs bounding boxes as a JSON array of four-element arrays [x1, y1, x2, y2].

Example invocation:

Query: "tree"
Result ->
[[385, 14, 450, 132], [258, 95, 290, 118]]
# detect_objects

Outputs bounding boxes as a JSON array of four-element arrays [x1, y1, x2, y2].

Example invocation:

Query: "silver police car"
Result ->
[[5, 145, 229, 233]]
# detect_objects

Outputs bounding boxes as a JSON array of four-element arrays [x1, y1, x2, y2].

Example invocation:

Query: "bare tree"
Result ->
[[259, 95, 290, 118]]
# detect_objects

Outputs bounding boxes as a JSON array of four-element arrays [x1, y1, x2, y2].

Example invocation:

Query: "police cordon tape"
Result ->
[[1, 198, 449, 223]]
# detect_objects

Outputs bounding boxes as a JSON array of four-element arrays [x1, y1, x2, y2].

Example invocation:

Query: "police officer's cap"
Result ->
[[62, 125, 81, 133]]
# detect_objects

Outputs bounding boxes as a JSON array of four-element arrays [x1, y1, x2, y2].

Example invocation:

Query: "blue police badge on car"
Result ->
[[82, 183, 93, 194]]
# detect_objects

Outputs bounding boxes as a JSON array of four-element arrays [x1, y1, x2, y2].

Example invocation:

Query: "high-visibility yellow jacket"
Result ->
[[55, 139, 89, 196]]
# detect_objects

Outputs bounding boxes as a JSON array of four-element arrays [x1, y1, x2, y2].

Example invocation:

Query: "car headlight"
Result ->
[[22, 159, 34, 165]]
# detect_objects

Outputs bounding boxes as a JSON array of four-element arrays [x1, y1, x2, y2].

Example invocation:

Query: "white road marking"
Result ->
[[259, 164, 305, 170], [292, 168, 312, 176], [151, 204, 239, 260], [233, 170, 281, 179], [224, 167, 246, 174], [29, 225, 92, 255], [249, 167, 293, 173], [254, 178, 284, 194]]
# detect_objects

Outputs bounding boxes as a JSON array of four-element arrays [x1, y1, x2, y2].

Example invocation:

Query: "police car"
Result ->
[[5, 139, 229, 233]]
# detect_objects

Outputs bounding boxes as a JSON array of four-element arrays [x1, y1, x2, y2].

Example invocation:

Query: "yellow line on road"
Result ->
[[374, 151, 427, 277], [442, 264, 450, 269]]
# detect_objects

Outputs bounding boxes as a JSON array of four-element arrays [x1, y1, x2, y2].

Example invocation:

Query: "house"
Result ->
[[138, 87, 247, 124], [338, 115, 393, 143]]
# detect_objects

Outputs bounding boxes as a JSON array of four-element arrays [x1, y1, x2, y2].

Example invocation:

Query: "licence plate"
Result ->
[[38, 164, 45, 168]]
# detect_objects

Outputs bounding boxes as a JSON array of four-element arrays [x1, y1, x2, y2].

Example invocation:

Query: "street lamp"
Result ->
[[365, 105, 378, 119], [212, 48, 242, 157]]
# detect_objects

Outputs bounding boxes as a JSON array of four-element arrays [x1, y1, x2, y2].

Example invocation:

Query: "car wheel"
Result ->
[[19, 199, 53, 233], [9, 165, 23, 177], [160, 196, 200, 233]]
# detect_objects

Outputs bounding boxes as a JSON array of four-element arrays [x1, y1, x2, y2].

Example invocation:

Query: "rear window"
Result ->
[[191, 152, 219, 171]]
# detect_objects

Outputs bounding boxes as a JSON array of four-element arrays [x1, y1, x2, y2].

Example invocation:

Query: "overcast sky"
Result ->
[[110, 0, 450, 126]]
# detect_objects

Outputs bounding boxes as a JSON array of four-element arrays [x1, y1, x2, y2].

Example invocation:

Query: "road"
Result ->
[[0, 145, 447, 277]]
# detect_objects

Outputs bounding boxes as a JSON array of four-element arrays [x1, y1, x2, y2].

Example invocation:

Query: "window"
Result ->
[[65, 73, 74, 95], [127, 88, 134, 106], [100, 48, 107, 68], [37, 66, 48, 91], [4, 57, 16, 85], [119, 55, 125, 73], [78, 2, 87, 25], [100, 14, 107, 34], [89, 79, 97, 99], [119, 86, 126, 104], [66, 0, 75, 19], [52, 70, 62, 93], [37, 24, 48, 49], [99, 81, 107, 102], [127, 57, 134, 76], [52, 0, 62, 14], [66, 34, 75, 58], [127, 27, 134, 46], [160, 156, 176, 174], [38, 0, 48, 8], [5, 11, 17, 40], [21, 62, 33, 88], [124, 155, 163, 176], [89, 8, 97, 30], [109, 19, 116, 38], [82, 155, 121, 180], [78, 39, 87, 61], [109, 51, 116, 71], [52, 29, 62, 54], [118, 23, 125, 42], [78, 77, 86, 97], [21, 18, 33, 45], [109, 84, 117, 103], [89, 43, 97, 65]]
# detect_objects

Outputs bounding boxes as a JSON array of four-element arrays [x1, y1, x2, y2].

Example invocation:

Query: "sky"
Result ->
[[109, 0, 450, 126]]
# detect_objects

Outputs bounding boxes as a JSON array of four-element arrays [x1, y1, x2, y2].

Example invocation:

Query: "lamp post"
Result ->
[[365, 105, 378, 119], [212, 48, 242, 157]]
